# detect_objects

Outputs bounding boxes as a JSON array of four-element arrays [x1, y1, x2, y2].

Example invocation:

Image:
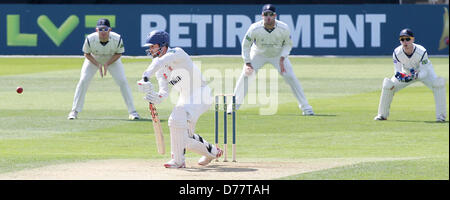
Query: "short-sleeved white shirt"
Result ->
[[82, 31, 124, 64], [392, 43, 429, 74]]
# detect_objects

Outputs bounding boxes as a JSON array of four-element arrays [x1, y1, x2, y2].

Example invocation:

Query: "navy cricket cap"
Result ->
[[96, 18, 111, 28], [262, 4, 276, 13], [399, 28, 414, 37]]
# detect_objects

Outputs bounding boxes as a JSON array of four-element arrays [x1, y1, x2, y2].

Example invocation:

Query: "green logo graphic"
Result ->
[[85, 15, 116, 28], [246, 35, 252, 42], [6, 14, 116, 47], [84, 15, 116, 37], [7, 15, 37, 46], [37, 15, 79, 46]]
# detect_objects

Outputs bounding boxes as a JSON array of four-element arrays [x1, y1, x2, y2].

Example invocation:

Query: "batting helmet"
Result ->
[[144, 30, 169, 47]]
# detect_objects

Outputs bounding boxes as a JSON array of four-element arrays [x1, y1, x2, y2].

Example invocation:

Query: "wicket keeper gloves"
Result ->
[[395, 68, 419, 83], [144, 91, 163, 104], [395, 71, 414, 82], [409, 68, 419, 80]]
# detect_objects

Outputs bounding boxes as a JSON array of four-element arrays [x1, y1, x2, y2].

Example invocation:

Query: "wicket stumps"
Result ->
[[215, 94, 236, 162]]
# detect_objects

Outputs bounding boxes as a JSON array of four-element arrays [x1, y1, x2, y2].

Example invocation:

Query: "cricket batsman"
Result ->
[[374, 28, 447, 122], [228, 4, 314, 115], [138, 30, 223, 168]]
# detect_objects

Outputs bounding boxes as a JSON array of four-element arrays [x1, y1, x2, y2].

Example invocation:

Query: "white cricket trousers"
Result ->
[[377, 64, 447, 120], [233, 54, 312, 111], [71, 59, 136, 114], [167, 86, 219, 164]]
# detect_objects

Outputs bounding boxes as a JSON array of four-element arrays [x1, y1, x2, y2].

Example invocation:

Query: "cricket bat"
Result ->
[[149, 103, 165, 154]]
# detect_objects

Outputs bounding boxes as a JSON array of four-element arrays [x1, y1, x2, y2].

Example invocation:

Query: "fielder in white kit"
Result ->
[[68, 19, 140, 120], [138, 30, 223, 168], [374, 28, 446, 122], [229, 4, 314, 115]]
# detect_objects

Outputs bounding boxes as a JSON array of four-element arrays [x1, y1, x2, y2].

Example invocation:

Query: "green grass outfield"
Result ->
[[0, 56, 448, 180]]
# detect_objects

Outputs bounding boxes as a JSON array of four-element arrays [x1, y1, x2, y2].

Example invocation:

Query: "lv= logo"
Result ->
[[37, 15, 79, 47], [7, 15, 115, 47], [7, 15, 79, 47]]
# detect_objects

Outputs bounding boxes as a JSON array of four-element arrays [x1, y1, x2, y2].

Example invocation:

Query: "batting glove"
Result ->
[[137, 79, 154, 93], [144, 91, 163, 104]]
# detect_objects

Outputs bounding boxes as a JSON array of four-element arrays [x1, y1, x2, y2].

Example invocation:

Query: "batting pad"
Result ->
[[186, 133, 217, 158], [378, 78, 395, 118], [167, 106, 189, 164], [169, 126, 187, 165], [432, 77, 447, 120], [168, 106, 189, 128]]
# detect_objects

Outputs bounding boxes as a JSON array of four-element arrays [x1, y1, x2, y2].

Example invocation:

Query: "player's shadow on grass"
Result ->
[[183, 164, 258, 173], [392, 120, 448, 124], [281, 113, 337, 117], [303, 114, 337, 117], [81, 118, 165, 122], [242, 113, 337, 117], [133, 118, 166, 122]]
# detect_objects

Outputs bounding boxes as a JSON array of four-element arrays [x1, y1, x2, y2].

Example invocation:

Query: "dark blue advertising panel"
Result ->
[[0, 4, 448, 55]]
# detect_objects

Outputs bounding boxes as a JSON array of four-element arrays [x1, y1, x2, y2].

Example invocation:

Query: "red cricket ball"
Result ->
[[16, 86, 23, 94]]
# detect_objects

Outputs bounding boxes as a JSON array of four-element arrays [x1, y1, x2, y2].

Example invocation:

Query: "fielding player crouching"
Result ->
[[68, 18, 140, 120], [138, 30, 223, 168], [230, 4, 314, 116], [374, 28, 447, 122]]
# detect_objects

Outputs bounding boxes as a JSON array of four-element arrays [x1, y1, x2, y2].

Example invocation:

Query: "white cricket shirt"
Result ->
[[143, 47, 207, 97], [242, 19, 293, 63], [392, 43, 431, 74], [82, 31, 124, 64]]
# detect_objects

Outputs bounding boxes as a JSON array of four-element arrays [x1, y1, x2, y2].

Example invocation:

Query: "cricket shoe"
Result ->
[[128, 111, 140, 120], [302, 109, 314, 116], [164, 159, 186, 168], [67, 111, 78, 120], [374, 115, 387, 121], [198, 147, 223, 166], [436, 114, 446, 122]]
